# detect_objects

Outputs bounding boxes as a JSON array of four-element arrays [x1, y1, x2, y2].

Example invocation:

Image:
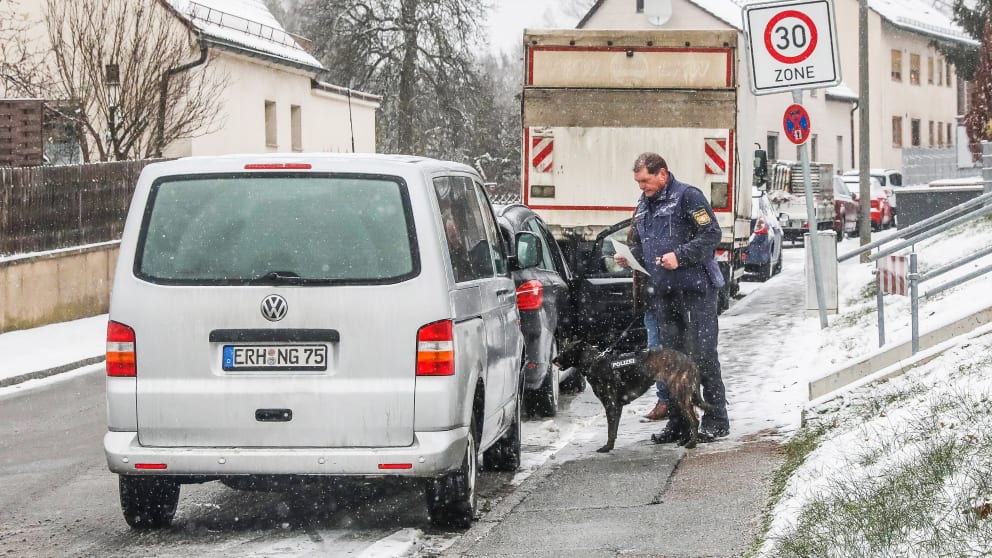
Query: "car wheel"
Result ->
[[528, 343, 560, 417], [119, 475, 180, 529], [773, 250, 783, 275], [755, 261, 772, 282], [426, 412, 478, 530], [483, 377, 522, 472]]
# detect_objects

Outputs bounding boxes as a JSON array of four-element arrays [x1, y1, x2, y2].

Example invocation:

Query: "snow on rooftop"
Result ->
[[166, 0, 323, 70]]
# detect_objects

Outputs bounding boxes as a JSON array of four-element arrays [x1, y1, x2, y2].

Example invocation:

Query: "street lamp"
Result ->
[[105, 63, 121, 158]]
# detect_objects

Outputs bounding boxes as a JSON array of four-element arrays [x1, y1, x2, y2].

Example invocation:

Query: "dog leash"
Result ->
[[601, 317, 640, 356]]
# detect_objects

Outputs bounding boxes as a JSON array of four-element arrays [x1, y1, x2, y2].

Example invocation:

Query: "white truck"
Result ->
[[521, 28, 757, 311]]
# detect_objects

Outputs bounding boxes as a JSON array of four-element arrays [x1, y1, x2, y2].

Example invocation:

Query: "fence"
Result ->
[[0, 159, 157, 256], [902, 147, 980, 186]]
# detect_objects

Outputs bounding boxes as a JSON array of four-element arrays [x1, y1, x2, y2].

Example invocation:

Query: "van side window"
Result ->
[[474, 182, 508, 276], [434, 176, 494, 282]]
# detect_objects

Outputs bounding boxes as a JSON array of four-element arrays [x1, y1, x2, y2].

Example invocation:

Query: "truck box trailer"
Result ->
[[521, 28, 758, 309]]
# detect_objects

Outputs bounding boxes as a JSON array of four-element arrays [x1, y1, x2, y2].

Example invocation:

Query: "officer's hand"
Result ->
[[661, 252, 679, 270], [614, 254, 629, 268]]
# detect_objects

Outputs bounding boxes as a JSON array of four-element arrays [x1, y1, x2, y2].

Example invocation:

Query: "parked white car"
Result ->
[[104, 154, 539, 530]]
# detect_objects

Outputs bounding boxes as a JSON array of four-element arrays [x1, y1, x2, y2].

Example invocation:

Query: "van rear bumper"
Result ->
[[104, 428, 468, 477]]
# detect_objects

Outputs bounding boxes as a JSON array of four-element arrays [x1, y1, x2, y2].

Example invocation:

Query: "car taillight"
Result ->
[[516, 280, 543, 311], [107, 321, 136, 377], [416, 320, 454, 376], [753, 218, 768, 235]]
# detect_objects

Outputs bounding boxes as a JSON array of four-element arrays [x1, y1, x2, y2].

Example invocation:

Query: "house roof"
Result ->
[[578, 0, 976, 46], [165, 0, 324, 70]]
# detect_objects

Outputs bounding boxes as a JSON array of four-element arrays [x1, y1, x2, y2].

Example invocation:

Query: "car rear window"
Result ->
[[136, 174, 417, 285]]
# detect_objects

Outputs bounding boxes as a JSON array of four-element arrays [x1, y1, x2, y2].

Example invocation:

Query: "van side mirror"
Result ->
[[753, 149, 768, 189], [512, 231, 542, 270]]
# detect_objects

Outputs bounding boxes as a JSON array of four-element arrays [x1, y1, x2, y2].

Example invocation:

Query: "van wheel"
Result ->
[[773, 251, 783, 275], [426, 413, 478, 530], [528, 343, 560, 417], [119, 475, 180, 529], [755, 261, 772, 282], [484, 377, 522, 472]]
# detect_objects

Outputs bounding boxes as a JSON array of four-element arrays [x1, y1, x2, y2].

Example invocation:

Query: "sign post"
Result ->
[[743, 0, 841, 329]]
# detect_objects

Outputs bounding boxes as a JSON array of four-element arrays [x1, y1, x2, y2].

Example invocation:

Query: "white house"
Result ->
[[18, 0, 379, 159], [577, 0, 975, 173]]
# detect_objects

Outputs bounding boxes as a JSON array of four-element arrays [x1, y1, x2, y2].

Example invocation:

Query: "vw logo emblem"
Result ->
[[260, 295, 288, 322]]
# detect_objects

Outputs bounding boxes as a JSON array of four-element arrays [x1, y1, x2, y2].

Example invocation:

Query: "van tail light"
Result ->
[[753, 218, 768, 235], [416, 320, 454, 376], [516, 280, 543, 311], [107, 321, 136, 377]]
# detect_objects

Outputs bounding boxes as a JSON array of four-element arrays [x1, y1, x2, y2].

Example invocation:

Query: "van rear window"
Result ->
[[136, 174, 417, 284]]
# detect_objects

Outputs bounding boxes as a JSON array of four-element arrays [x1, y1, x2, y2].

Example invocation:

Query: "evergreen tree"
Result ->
[[937, 0, 991, 82], [963, 19, 992, 160]]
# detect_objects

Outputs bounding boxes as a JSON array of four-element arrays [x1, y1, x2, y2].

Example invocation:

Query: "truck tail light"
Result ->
[[516, 280, 543, 311], [416, 320, 454, 376], [107, 321, 136, 377]]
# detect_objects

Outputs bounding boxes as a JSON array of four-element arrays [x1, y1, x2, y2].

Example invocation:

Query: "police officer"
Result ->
[[614, 152, 730, 442]]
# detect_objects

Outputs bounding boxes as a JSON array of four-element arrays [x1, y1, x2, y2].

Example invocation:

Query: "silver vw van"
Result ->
[[104, 154, 537, 529]]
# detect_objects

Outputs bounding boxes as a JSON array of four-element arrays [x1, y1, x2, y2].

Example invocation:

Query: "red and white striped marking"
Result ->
[[531, 136, 553, 173], [704, 138, 727, 175], [878, 255, 908, 296]]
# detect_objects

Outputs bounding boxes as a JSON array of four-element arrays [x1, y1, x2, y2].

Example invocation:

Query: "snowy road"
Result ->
[[0, 247, 811, 557]]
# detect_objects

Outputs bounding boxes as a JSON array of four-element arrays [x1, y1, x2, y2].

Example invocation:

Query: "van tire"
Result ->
[[426, 414, 478, 530], [484, 377, 522, 472], [119, 475, 180, 529]]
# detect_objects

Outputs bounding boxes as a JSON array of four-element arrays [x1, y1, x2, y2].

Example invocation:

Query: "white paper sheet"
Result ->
[[609, 238, 650, 276]]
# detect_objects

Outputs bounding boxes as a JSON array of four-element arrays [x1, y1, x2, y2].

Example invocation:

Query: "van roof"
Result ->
[[143, 153, 477, 177]]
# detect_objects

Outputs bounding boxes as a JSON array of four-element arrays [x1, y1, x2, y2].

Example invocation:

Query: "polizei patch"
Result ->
[[692, 208, 712, 225], [611, 357, 637, 369]]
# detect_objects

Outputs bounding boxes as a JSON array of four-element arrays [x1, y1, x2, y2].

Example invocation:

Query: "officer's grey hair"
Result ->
[[632, 152, 668, 174]]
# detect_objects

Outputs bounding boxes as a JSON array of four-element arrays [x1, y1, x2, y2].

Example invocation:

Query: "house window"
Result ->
[[946, 63, 952, 86], [911, 118, 921, 146], [291, 105, 302, 152], [892, 116, 903, 147], [938, 121, 944, 146], [891, 50, 902, 81], [910, 54, 920, 85], [928, 120, 934, 147], [928, 56, 934, 84], [947, 123, 953, 146], [637, 0, 644, 12], [265, 100, 277, 147], [937, 59, 944, 85], [767, 133, 778, 161]]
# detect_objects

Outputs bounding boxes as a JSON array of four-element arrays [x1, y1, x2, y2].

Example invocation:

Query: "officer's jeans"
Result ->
[[643, 311, 670, 403], [651, 286, 729, 431]]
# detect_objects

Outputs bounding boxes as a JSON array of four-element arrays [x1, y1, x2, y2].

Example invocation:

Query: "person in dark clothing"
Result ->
[[614, 152, 730, 442]]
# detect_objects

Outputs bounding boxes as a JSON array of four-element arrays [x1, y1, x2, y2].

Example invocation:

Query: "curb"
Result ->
[[0, 356, 105, 388]]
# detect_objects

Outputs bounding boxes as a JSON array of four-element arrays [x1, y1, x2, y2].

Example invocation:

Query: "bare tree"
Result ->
[[44, 0, 227, 161], [298, 0, 490, 155], [0, 0, 49, 97]]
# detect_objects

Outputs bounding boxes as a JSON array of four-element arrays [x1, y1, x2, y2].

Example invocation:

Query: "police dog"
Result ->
[[553, 340, 716, 451]]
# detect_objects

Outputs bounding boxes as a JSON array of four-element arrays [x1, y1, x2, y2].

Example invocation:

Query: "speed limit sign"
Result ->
[[743, 0, 841, 95]]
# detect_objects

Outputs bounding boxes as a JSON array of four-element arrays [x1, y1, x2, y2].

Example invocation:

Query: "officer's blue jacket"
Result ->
[[630, 172, 725, 295]]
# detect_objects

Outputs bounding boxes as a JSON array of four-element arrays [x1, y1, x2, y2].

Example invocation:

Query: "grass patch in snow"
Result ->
[[758, 373, 992, 558]]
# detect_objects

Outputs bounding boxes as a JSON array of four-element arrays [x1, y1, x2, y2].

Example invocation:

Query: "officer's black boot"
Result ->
[[699, 412, 730, 441]]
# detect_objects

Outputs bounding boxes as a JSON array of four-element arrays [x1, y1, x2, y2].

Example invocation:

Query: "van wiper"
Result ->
[[251, 270, 304, 284]]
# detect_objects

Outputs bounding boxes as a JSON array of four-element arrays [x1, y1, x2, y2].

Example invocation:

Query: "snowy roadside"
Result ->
[[0, 314, 106, 389], [757, 217, 992, 557]]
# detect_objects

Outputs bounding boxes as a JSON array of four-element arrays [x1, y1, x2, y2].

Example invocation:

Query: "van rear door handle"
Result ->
[[255, 409, 293, 422]]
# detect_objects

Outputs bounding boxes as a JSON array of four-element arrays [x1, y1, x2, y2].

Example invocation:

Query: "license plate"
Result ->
[[222, 345, 327, 371]]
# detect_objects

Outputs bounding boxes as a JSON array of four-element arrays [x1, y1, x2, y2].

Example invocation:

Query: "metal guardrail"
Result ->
[[836, 142, 992, 354]]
